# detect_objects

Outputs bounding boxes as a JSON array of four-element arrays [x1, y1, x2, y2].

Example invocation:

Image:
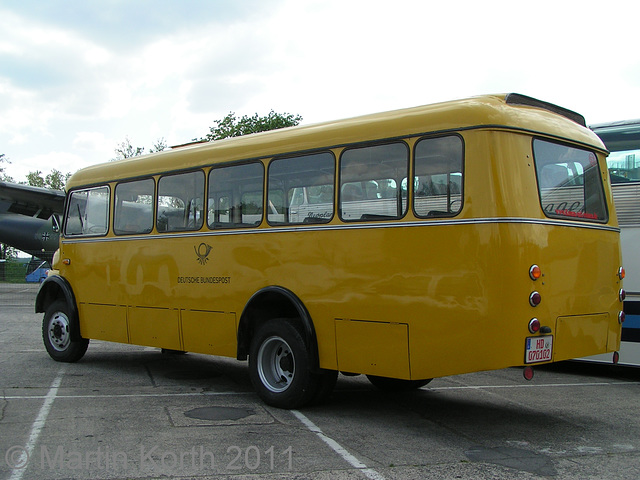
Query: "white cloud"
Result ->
[[72, 132, 109, 151]]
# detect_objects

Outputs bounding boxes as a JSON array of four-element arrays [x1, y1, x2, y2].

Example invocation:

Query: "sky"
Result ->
[[1, 0, 639, 183]]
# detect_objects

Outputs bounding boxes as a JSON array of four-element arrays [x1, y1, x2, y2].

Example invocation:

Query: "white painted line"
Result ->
[[3, 391, 255, 400], [291, 409, 386, 480], [427, 380, 639, 391], [9, 367, 65, 480]]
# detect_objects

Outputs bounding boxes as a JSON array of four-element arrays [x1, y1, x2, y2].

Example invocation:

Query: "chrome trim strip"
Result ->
[[61, 217, 620, 244]]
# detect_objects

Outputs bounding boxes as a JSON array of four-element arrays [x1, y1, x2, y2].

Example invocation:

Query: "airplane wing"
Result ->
[[0, 181, 65, 263], [0, 180, 65, 219]]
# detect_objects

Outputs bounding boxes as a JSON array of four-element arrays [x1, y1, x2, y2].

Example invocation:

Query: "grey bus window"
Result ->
[[64, 186, 110, 236], [268, 152, 335, 225], [533, 139, 607, 222], [414, 136, 463, 218], [208, 162, 264, 229], [340, 143, 408, 221], [114, 178, 154, 235], [157, 171, 204, 232]]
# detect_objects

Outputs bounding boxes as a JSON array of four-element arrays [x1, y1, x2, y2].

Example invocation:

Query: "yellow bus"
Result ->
[[36, 93, 624, 408]]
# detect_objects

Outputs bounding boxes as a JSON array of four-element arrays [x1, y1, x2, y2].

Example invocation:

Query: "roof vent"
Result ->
[[505, 93, 586, 127]]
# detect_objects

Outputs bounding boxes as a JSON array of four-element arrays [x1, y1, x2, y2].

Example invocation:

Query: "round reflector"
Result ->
[[619, 289, 626, 302], [529, 291, 541, 307], [528, 318, 540, 334], [619, 311, 625, 324], [529, 265, 542, 281], [618, 267, 625, 280], [523, 366, 534, 381], [613, 351, 620, 364]]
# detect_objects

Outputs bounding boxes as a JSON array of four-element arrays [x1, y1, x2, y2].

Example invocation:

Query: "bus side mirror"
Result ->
[[52, 214, 60, 233]]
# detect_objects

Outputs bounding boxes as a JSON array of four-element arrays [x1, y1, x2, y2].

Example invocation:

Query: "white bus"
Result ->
[[588, 119, 640, 366]]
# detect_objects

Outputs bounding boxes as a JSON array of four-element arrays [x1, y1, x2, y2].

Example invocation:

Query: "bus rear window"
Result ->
[[533, 139, 607, 222]]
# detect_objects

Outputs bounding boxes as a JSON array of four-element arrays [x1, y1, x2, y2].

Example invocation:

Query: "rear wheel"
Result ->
[[42, 299, 89, 362], [366, 375, 432, 391], [249, 318, 330, 409]]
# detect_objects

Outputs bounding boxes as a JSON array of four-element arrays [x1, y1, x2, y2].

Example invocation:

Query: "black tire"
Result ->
[[42, 299, 89, 362], [366, 375, 432, 392], [249, 318, 321, 409]]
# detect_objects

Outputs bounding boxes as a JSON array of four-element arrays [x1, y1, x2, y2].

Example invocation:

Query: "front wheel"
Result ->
[[249, 318, 323, 409], [42, 299, 89, 362]]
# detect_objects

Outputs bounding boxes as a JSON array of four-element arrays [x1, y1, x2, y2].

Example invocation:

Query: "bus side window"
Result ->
[[157, 171, 204, 232], [208, 162, 264, 229], [268, 152, 335, 225], [413, 135, 464, 218], [114, 178, 154, 235], [340, 142, 409, 221]]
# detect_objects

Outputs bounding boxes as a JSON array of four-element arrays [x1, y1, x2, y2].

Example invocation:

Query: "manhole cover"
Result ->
[[184, 406, 255, 421], [465, 446, 556, 476]]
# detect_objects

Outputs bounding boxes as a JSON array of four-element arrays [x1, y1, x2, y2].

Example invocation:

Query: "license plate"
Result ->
[[525, 336, 553, 364]]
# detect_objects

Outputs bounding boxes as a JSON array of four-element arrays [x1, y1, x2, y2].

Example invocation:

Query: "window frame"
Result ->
[[156, 169, 205, 233], [533, 137, 609, 223], [267, 151, 336, 226], [338, 141, 409, 222], [63, 185, 111, 238], [412, 134, 465, 219], [207, 161, 265, 230], [113, 178, 155, 236]]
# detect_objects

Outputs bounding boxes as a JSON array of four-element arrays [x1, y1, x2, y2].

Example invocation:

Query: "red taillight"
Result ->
[[619, 289, 626, 302], [619, 311, 625, 324], [523, 366, 534, 381], [528, 318, 540, 334], [613, 351, 620, 364], [529, 265, 541, 281], [529, 291, 541, 307]]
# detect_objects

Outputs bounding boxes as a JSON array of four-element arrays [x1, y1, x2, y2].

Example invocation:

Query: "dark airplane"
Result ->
[[0, 181, 65, 263]]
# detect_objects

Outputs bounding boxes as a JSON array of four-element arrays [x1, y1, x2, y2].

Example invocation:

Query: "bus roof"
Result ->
[[67, 93, 605, 189]]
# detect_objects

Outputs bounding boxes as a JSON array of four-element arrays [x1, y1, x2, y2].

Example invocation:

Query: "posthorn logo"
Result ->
[[194, 243, 213, 265]]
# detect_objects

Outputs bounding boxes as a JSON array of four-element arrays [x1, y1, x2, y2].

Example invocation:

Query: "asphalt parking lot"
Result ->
[[1, 284, 639, 480]]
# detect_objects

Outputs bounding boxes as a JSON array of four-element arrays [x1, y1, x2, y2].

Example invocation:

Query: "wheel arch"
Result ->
[[237, 286, 319, 370], [35, 275, 81, 341]]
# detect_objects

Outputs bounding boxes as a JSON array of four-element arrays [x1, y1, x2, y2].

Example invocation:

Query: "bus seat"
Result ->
[[541, 164, 569, 188]]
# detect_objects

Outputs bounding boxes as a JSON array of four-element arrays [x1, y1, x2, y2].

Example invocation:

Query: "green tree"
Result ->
[[0, 243, 16, 260], [150, 137, 167, 153], [0, 154, 14, 182], [113, 136, 144, 161], [26, 169, 70, 190], [112, 136, 167, 161], [196, 110, 303, 142], [1, 155, 16, 260], [0, 154, 16, 259]]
